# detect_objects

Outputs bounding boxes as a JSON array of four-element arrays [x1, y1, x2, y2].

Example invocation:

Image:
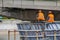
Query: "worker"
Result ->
[[37, 10, 45, 22], [37, 10, 45, 32], [47, 11, 54, 23]]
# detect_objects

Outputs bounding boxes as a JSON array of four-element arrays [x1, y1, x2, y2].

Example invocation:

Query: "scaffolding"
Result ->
[[7, 22, 60, 40]]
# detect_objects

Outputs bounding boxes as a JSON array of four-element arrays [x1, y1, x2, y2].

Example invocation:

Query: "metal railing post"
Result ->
[[14, 30, 16, 40], [25, 31, 27, 40], [8, 30, 10, 40], [54, 31, 56, 40], [36, 31, 38, 40], [42, 31, 45, 40]]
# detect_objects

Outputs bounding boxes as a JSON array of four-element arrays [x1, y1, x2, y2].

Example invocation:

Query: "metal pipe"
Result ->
[[54, 31, 56, 40], [36, 31, 38, 40], [42, 32, 45, 40], [14, 30, 16, 40], [25, 31, 27, 40], [8, 30, 10, 40]]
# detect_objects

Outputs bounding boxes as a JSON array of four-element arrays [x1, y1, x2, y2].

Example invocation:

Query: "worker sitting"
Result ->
[[37, 10, 45, 31], [47, 11, 54, 23], [37, 10, 45, 22]]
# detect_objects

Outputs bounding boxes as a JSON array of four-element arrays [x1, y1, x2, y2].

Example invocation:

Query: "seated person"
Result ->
[[37, 10, 45, 23], [47, 11, 54, 23]]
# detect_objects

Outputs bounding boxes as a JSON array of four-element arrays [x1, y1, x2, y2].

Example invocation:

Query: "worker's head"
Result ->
[[39, 10, 42, 13], [48, 11, 52, 14]]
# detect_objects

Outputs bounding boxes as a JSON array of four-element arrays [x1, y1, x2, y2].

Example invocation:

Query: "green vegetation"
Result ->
[[0, 16, 16, 20]]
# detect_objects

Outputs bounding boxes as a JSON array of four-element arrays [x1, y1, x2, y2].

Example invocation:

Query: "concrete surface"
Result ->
[[0, 0, 60, 10]]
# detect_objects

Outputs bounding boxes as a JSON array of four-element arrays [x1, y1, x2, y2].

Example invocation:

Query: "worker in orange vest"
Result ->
[[47, 11, 54, 23], [37, 10, 45, 32], [37, 10, 46, 37], [37, 10, 45, 22]]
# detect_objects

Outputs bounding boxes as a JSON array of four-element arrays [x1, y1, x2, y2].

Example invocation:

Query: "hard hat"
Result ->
[[48, 11, 52, 13], [39, 10, 42, 13]]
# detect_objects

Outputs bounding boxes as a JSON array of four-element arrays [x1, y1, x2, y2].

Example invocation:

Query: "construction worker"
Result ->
[[37, 10, 45, 32], [47, 11, 54, 23], [37, 10, 45, 22]]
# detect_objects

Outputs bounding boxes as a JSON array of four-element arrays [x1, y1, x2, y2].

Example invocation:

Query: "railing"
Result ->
[[7, 22, 60, 40], [0, 22, 60, 40], [8, 30, 60, 40]]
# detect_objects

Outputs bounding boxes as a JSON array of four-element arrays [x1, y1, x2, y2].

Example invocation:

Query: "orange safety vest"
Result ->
[[37, 12, 45, 21], [47, 14, 54, 22]]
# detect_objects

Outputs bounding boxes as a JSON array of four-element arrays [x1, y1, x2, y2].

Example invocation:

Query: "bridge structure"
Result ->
[[16, 22, 60, 40], [0, 0, 60, 10]]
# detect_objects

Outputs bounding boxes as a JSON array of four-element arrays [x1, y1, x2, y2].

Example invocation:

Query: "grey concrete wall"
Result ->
[[0, 0, 2, 7], [0, 0, 60, 10]]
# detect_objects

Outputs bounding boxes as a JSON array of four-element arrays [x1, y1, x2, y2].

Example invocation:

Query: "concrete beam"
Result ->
[[0, 0, 60, 10]]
